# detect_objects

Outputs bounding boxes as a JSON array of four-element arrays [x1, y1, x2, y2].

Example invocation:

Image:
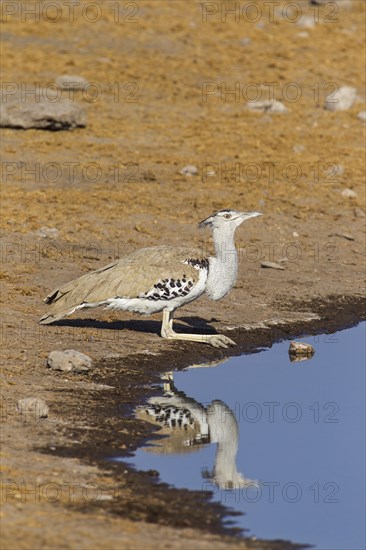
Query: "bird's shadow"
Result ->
[[53, 316, 218, 336]]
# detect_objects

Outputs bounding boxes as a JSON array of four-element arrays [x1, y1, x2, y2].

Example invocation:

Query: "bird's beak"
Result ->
[[238, 211, 262, 222], [198, 215, 214, 229]]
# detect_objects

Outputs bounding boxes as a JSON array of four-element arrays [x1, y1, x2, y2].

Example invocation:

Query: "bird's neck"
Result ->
[[212, 226, 236, 260], [205, 227, 238, 301]]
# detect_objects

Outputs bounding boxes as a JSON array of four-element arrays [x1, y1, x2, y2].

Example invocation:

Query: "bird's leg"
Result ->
[[161, 310, 236, 349], [162, 370, 174, 393]]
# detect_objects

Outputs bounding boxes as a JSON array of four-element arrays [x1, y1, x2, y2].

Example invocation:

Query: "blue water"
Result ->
[[122, 323, 366, 549]]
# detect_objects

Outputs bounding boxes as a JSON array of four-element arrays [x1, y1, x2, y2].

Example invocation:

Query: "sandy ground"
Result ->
[[1, 1, 365, 548]]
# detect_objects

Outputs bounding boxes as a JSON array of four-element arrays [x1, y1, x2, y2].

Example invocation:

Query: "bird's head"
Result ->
[[199, 209, 262, 230]]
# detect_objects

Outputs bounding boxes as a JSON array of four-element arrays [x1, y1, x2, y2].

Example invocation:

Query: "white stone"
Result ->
[[247, 100, 288, 114], [55, 75, 89, 90], [325, 86, 357, 111], [325, 164, 344, 178], [179, 165, 198, 176], [0, 92, 86, 130], [297, 15, 315, 29], [47, 349, 92, 373], [357, 111, 366, 121], [341, 188, 357, 198], [36, 227, 59, 239], [261, 261, 285, 270]]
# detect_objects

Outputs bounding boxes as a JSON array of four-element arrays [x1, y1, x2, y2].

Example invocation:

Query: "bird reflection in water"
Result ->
[[136, 368, 258, 490]]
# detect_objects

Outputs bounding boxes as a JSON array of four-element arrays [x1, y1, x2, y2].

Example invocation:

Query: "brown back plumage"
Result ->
[[39, 246, 206, 324]]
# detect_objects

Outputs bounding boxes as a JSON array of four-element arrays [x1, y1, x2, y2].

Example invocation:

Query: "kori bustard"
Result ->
[[39, 209, 261, 348]]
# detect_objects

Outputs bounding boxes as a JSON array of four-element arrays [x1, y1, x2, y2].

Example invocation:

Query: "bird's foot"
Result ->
[[161, 328, 236, 348], [207, 334, 236, 348]]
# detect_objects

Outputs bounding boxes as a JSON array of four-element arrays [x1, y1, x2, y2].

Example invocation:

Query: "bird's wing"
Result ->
[[40, 246, 207, 323]]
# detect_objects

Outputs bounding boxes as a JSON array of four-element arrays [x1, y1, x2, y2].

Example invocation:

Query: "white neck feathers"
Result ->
[[205, 226, 238, 301]]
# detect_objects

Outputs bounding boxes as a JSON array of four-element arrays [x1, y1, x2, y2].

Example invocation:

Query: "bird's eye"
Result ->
[[223, 213, 231, 219]]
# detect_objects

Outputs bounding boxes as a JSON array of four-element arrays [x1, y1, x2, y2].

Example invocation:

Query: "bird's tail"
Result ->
[[39, 286, 81, 325], [39, 308, 77, 325]]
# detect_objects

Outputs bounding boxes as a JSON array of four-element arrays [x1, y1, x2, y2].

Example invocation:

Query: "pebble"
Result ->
[[0, 91, 86, 130], [357, 111, 366, 122], [240, 38, 251, 46], [341, 188, 357, 199], [261, 261, 285, 270], [247, 100, 288, 114], [292, 231, 299, 238], [55, 75, 89, 90], [297, 31, 309, 39], [96, 57, 112, 64], [297, 15, 315, 29], [354, 207, 365, 218], [324, 86, 357, 111], [179, 165, 198, 176], [36, 227, 59, 239], [293, 144, 305, 154], [47, 349, 92, 373], [332, 232, 355, 241], [17, 397, 49, 419], [288, 341, 315, 359], [326, 164, 344, 178]]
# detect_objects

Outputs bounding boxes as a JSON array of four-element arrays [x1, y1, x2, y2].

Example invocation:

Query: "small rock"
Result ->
[[332, 232, 355, 241], [261, 261, 285, 270], [47, 349, 92, 373], [247, 100, 288, 114], [341, 188, 357, 199], [324, 86, 357, 112], [326, 164, 344, 178], [0, 92, 86, 131], [289, 342, 315, 360], [240, 38, 251, 46], [36, 227, 59, 239], [297, 31, 309, 39], [297, 15, 315, 29], [354, 207, 365, 218], [292, 144, 305, 154], [17, 397, 49, 419], [341, 233, 355, 241], [357, 111, 366, 122], [292, 231, 299, 238], [55, 75, 89, 90], [179, 165, 198, 176], [96, 57, 112, 64]]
